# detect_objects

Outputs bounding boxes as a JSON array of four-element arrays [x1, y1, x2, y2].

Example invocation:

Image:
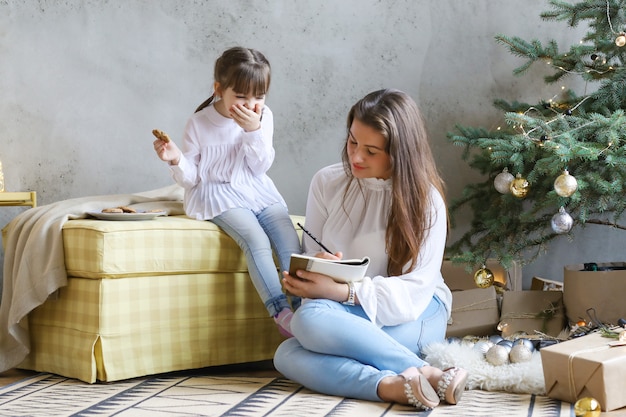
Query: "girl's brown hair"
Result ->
[[341, 89, 447, 276], [195, 47, 271, 113]]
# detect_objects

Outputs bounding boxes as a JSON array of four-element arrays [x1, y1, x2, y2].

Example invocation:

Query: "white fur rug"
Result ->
[[423, 341, 546, 395]]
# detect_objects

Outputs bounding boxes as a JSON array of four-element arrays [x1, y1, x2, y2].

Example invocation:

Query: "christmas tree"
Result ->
[[447, 0, 626, 270]]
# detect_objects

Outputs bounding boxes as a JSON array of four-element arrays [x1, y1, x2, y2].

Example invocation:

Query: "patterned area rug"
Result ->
[[0, 373, 573, 417]]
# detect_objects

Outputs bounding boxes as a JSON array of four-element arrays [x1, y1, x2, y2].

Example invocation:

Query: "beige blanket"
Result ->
[[0, 185, 185, 372]]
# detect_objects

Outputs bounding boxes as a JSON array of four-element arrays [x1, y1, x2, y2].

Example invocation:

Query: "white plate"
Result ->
[[87, 211, 167, 221]]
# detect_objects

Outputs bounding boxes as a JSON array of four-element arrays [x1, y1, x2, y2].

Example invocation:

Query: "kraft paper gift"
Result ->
[[564, 263, 626, 325], [499, 290, 566, 338], [446, 287, 500, 338], [541, 331, 626, 411]]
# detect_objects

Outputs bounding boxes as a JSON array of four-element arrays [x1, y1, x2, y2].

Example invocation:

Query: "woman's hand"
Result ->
[[153, 138, 182, 165], [282, 268, 350, 303], [230, 103, 263, 132]]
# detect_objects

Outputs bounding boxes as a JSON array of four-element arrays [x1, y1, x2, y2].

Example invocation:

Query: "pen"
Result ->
[[297, 222, 333, 254]]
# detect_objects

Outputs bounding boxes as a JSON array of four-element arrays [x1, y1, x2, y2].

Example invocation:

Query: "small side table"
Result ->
[[0, 191, 37, 208]]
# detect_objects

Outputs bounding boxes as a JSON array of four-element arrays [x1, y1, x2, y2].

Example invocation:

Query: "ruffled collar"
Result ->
[[359, 175, 392, 191]]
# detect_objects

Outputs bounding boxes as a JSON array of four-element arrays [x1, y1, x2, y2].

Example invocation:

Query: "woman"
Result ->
[[273, 89, 467, 410]]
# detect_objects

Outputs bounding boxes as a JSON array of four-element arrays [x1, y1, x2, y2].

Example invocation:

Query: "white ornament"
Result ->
[[494, 168, 515, 194], [485, 345, 509, 366], [551, 206, 573, 234], [509, 344, 533, 363], [473, 340, 493, 355]]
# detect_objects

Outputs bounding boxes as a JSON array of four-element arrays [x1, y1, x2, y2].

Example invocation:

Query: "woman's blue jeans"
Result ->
[[273, 295, 447, 401], [211, 203, 301, 317]]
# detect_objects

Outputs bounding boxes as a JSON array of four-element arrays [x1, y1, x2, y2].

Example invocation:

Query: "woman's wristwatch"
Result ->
[[342, 281, 356, 306]]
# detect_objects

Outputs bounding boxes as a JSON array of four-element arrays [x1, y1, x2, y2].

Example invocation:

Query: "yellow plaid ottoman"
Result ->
[[19, 215, 302, 383]]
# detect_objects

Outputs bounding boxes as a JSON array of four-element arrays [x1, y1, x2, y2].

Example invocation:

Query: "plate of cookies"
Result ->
[[87, 206, 167, 221]]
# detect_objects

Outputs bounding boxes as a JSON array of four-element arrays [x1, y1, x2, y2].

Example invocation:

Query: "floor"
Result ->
[[2, 363, 626, 416], [0, 360, 280, 387]]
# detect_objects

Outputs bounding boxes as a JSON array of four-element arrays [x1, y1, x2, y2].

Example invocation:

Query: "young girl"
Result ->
[[274, 89, 468, 410], [153, 46, 300, 337]]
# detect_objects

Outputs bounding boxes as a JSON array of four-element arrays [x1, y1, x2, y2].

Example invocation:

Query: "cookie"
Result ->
[[102, 207, 123, 213], [152, 129, 171, 143], [118, 206, 137, 213]]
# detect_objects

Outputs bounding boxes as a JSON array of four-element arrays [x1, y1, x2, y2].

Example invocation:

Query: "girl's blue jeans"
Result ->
[[211, 203, 302, 316], [273, 295, 447, 401]]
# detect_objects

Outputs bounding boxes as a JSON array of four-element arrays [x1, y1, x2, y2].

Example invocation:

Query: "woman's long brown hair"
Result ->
[[341, 89, 447, 276]]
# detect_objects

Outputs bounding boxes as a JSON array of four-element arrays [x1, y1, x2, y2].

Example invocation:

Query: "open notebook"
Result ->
[[288, 254, 370, 282]]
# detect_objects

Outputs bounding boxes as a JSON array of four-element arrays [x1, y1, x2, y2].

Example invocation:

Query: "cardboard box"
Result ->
[[564, 263, 626, 325], [441, 259, 522, 292], [541, 332, 626, 411], [446, 286, 499, 338], [530, 276, 563, 291], [499, 290, 567, 338]]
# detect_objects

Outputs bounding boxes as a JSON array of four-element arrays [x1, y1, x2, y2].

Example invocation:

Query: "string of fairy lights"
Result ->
[[473, 0, 625, 288]]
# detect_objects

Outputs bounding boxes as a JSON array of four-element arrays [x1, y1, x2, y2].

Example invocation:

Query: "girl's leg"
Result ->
[[256, 203, 302, 309], [211, 208, 290, 317]]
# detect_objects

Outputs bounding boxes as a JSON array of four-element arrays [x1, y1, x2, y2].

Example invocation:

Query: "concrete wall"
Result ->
[[1, 0, 611, 288]]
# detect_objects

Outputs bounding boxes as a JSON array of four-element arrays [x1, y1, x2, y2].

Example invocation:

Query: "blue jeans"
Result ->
[[211, 203, 301, 317], [273, 295, 447, 401]]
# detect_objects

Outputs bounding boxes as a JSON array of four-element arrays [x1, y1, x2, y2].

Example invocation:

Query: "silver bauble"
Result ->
[[551, 206, 573, 234], [473, 340, 494, 355], [494, 168, 515, 194], [513, 338, 535, 353], [485, 345, 509, 366], [509, 344, 533, 363], [496, 339, 514, 353]]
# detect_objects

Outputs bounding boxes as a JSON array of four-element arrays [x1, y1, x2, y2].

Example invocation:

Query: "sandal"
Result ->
[[436, 367, 468, 405], [399, 367, 440, 410]]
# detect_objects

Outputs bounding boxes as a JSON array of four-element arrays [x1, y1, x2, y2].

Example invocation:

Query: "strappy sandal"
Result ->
[[436, 367, 468, 405], [399, 367, 440, 410]]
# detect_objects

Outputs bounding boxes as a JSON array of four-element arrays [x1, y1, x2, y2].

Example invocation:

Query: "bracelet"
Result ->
[[342, 281, 356, 306]]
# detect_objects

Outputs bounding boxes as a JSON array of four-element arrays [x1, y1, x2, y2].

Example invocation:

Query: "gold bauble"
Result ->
[[474, 267, 494, 288], [574, 397, 601, 417], [616, 33, 626, 47], [554, 169, 578, 197], [510, 173, 529, 198]]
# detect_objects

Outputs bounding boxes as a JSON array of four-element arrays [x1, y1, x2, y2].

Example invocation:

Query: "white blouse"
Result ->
[[169, 104, 286, 220], [303, 163, 452, 327]]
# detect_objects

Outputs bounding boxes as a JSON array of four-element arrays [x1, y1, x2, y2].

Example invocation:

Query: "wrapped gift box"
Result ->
[[446, 286, 499, 338], [499, 290, 567, 338], [564, 263, 626, 325], [530, 276, 563, 291], [541, 331, 626, 411]]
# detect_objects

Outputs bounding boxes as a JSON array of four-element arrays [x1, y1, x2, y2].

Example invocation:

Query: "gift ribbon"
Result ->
[[567, 344, 611, 401], [451, 298, 496, 313], [448, 298, 497, 325], [500, 301, 563, 334]]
